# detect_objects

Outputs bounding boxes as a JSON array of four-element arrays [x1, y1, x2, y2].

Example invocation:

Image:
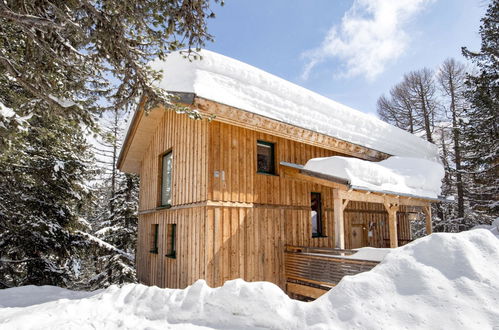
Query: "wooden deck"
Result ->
[[285, 245, 380, 300]]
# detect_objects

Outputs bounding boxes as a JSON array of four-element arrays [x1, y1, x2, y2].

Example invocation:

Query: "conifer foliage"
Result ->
[[461, 0, 499, 220], [0, 0, 223, 115], [0, 0, 221, 288], [0, 106, 92, 288], [377, 0, 498, 231], [82, 110, 140, 289]]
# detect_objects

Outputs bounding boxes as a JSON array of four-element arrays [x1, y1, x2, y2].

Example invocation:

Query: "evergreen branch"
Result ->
[[0, 3, 65, 31], [0, 56, 66, 112]]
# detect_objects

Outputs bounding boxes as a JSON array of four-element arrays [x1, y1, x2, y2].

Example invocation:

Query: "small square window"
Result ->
[[257, 141, 275, 174]]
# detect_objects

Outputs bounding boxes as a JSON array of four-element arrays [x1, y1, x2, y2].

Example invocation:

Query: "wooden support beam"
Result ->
[[423, 205, 432, 235], [286, 282, 329, 299], [342, 199, 350, 211], [333, 189, 345, 249], [384, 202, 399, 248], [281, 166, 347, 190]]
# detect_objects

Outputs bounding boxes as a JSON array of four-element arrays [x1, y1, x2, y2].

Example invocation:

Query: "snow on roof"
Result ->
[[1, 230, 498, 328], [150, 50, 440, 161], [305, 156, 445, 199]]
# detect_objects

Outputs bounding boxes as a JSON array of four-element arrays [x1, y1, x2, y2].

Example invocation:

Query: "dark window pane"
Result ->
[[311, 192, 323, 237], [257, 141, 275, 174], [150, 224, 159, 253], [165, 224, 176, 258]]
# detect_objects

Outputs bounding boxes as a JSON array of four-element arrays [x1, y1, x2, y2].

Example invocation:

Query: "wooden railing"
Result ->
[[285, 245, 380, 299]]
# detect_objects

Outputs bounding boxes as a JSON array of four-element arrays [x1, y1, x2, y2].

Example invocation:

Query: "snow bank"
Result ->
[[150, 50, 439, 161], [474, 218, 499, 238], [305, 156, 445, 198], [0, 285, 98, 308], [1, 230, 498, 329]]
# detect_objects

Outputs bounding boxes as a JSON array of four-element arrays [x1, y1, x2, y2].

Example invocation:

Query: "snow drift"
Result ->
[[150, 50, 439, 161], [1, 229, 498, 329], [304, 156, 445, 199]]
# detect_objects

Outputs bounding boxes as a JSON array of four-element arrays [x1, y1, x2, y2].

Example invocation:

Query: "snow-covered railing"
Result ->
[[285, 245, 379, 299]]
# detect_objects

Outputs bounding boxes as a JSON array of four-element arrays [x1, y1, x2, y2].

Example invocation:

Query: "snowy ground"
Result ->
[[1, 228, 498, 330]]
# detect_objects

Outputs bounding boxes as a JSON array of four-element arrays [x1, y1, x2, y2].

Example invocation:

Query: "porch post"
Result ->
[[333, 189, 345, 249], [423, 205, 432, 235], [384, 202, 399, 248]]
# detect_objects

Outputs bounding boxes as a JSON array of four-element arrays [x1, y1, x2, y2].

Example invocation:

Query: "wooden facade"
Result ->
[[119, 96, 436, 297]]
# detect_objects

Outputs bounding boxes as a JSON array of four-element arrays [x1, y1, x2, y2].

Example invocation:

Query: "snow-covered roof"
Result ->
[[304, 156, 445, 199], [150, 50, 440, 161]]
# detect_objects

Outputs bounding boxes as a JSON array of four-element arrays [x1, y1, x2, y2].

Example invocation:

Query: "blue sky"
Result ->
[[204, 0, 486, 115]]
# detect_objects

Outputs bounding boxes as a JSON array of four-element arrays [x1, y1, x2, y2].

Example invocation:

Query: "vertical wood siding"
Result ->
[[136, 111, 411, 291], [139, 110, 208, 211]]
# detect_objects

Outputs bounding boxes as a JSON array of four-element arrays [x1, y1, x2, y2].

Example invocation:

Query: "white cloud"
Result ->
[[301, 0, 433, 81]]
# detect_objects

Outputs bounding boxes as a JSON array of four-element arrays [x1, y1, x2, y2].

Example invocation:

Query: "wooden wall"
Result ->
[[207, 120, 346, 206], [136, 207, 207, 288], [139, 110, 208, 211], [136, 111, 414, 291], [137, 206, 286, 289], [344, 201, 412, 249]]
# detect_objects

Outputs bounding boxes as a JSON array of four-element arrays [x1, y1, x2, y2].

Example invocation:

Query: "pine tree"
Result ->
[[79, 109, 139, 289], [0, 104, 92, 288], [88, 173, 139, 289], [0, 0, 221, 288], [461, 0, 499, 222], [0, 0, 223, 116]]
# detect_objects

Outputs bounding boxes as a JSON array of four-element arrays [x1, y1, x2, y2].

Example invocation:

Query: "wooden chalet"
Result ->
[[117, 50, 441, 300]]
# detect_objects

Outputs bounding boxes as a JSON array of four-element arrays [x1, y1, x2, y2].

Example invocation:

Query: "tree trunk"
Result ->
[[449, 79, 464, 218]]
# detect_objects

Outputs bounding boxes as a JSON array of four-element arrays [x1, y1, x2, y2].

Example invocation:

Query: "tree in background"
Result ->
[[377, 80, 418, 133], [0, 0, 222, 117], [377, 1, 497, 231], [461, 0, 498, 222], [81, 109, 139, 289], [0, 103, 92, 288], [0, 0, 221, 288], [436, 58, 468, 219], [377, 68, 440, 143]]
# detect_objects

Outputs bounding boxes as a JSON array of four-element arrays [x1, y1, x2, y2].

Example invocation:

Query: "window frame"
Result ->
[[150, 224, 159, 254], [311, 192, 325, 238], [256, 140, 276, 175], [165, 224, 177, 259], [159, 150, 173, 207]]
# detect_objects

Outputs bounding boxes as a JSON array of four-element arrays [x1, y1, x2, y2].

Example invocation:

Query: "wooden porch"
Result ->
[[285, 245, 383, 300], [280, 162, 436, 249], [280, 161, 440, 300]]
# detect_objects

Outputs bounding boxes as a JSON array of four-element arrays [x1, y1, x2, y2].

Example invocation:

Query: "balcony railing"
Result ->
[[285, 245, 380, 299]]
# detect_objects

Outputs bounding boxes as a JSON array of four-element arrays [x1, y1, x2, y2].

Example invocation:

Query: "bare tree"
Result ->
[[377, 68, 440, 142], [437, 58, 467, 218], [405, 68, 439, 143], [377, 80, 417, 133]]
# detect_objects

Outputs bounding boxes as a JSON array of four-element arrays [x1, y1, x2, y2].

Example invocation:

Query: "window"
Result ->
[[311, 192, 324, 237], [150, 224, 159, 253], [257, 140, 275, 174], [165, 224, 176, 258], [160, 151, 173, 206]]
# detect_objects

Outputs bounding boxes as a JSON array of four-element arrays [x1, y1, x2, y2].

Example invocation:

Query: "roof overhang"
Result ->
[[118, 91, 391, 174], [117, 93, 196, 174]]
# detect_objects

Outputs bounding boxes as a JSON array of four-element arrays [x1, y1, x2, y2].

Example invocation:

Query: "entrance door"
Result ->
[[351, 225, 365, 248]]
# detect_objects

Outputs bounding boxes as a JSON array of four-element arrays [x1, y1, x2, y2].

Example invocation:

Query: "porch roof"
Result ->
[[280, 161, 447, 203]]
